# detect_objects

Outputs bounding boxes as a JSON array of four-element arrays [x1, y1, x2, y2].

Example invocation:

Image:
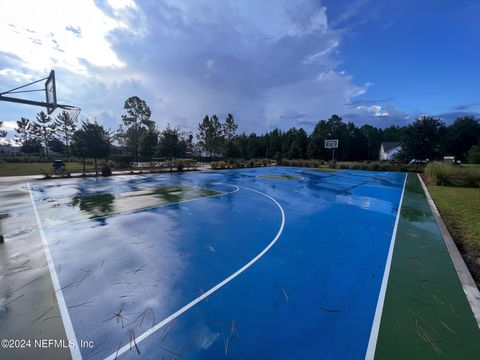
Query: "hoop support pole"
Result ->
[[0, 94, 51, 108]]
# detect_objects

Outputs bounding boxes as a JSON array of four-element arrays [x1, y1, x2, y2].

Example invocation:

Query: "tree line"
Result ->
[[7, 96, 480, 166], [195, 113, 480, 163]]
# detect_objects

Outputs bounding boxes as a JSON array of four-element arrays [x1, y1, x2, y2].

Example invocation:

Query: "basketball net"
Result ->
[[57, 104, 81, 123]]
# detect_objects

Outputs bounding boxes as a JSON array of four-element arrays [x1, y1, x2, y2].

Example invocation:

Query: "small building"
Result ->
[[379, 142, 401, 161], [444, 156, 455, 165]]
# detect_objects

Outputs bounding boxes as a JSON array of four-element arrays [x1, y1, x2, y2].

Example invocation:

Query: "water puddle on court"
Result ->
[[33, 185, 222, 227]]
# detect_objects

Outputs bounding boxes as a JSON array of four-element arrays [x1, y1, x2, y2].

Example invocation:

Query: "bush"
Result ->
[[41, 168, 52, 179], [108, 154, 131, 169], [425, 163, 480, 187], [467, 144, 480, 164], [210, 159, 275, 170], [275, 159, 427, 173], [101, 165, 112, 177], [377, 163, 392, 171]]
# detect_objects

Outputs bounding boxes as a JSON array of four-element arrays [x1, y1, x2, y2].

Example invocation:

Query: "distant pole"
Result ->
[[331, 148, 335, 168]]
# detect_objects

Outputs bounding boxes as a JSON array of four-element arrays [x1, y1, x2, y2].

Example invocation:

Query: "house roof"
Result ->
[[381, 142, 401, 152]]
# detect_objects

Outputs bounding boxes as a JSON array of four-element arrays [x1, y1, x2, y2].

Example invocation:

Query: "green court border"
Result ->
[[372, 174, 480, 359]]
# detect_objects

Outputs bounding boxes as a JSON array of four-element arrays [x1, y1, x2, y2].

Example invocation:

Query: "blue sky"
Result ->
[[0, 0, 478, 141]]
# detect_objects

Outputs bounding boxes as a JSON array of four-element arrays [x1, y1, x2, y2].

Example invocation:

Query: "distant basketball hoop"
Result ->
[[0, 69, 80, 121], [324, 139, 339, 149], [325, 139, 339, 167]]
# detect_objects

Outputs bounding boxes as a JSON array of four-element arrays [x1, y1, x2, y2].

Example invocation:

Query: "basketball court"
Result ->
[[1, 167, 404, 359], [1, 72, 480, 359]]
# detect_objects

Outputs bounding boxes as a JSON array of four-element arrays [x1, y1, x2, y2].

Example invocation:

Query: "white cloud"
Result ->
[[0, 0, 376, 136], [356, 105, 389, 116], [0, 0, 130, 75], [107, 0, 137, 11], [0, 120, 17, 131]]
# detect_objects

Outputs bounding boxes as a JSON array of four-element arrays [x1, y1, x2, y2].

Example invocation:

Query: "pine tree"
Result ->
[[0, 121, 7, 140], [32, 111, 56, 158], [54, 110, 77, 156], [116, 96, 154, 163]]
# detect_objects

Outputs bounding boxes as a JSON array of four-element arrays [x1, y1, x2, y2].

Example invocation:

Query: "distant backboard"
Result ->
[[45, 70, 57, 114], [325, 139, 339, 149]]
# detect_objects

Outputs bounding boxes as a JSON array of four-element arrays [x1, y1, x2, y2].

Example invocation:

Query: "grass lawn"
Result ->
[[463, 164, 480, 169], [427, 184, 480, 285], [0, 162, 94, 176], [428, 185, 480, 251]]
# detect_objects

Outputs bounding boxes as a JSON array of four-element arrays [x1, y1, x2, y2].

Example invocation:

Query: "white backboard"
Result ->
[[325, 139, 339, 149]]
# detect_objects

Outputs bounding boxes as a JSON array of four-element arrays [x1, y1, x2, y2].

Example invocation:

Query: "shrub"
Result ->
[[425, 163, 480, 187], [467, 144, 480, 164], [109, 154, 131, 169], [209, 158, 274, 170], [41, 168, 52, 179], [101, 165, 112, 176], [377, 163, 392, 171]]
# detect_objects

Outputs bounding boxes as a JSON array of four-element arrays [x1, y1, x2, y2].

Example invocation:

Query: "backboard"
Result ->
[[0, 69, 58, 115], [45, 70, 57, 114], [325, 139, 339, 149]]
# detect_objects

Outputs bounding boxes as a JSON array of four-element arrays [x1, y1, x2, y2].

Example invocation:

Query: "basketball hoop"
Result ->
[[57, 104, 81, 123], [325, 139, 339, 167], [0, 70, 82, 125]]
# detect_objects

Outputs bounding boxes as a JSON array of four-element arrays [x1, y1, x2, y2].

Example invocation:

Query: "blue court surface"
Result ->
[[28, 167, 405, 360]]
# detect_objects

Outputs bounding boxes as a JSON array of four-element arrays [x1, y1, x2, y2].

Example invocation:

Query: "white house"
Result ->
[[379, 142, 401, 160]]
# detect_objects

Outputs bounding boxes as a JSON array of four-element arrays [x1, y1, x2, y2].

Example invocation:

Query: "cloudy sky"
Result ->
[[1, 0, 479, 141]]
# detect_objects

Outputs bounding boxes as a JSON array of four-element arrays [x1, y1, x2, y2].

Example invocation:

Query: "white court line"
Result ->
[[28, 183, 82, 360], [103, 185, 286, 360], [365, 173, 407, 360]]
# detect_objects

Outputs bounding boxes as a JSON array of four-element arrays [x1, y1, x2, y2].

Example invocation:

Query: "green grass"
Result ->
[[428, 185, 480, 252], [463, 163, 480, 169], [0, 162, 94, 176], [428, 184, 480, 287]]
